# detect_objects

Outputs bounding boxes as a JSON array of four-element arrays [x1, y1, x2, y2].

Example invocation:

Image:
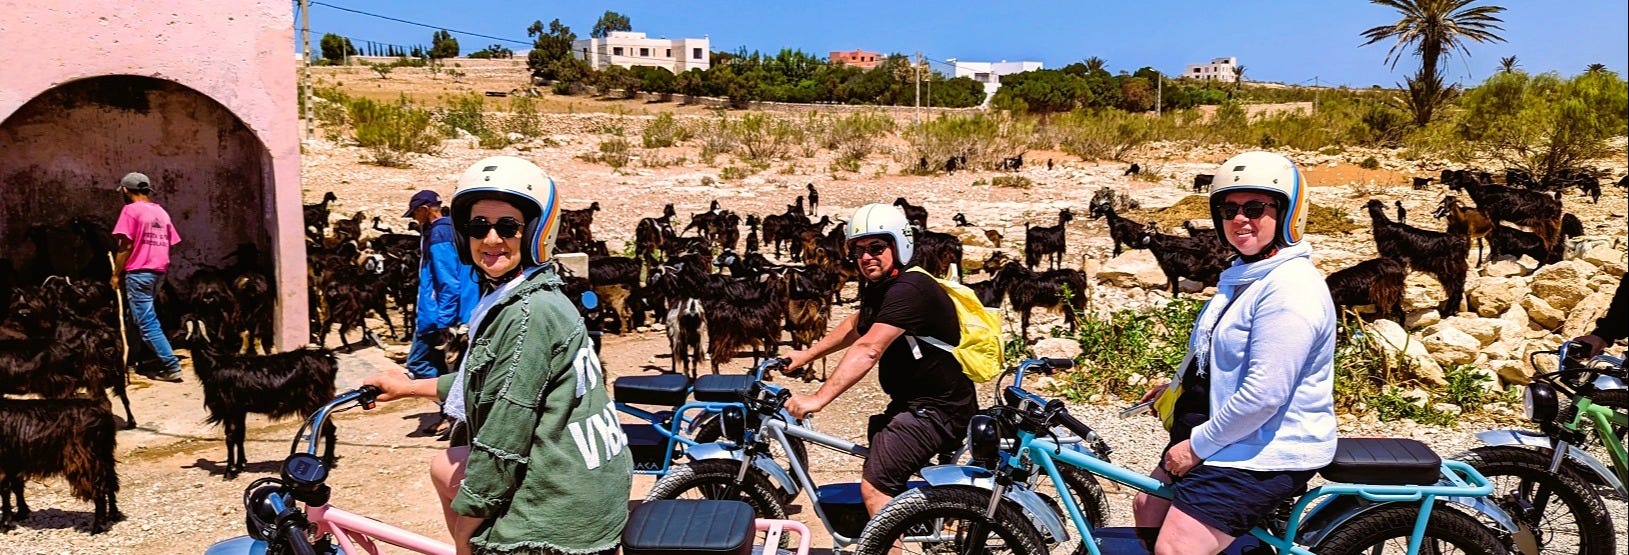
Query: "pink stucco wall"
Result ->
[[0, 1, 307, 347]]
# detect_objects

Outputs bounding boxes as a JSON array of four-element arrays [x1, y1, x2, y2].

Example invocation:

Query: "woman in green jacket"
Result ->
[[365, 156, 632, 555]]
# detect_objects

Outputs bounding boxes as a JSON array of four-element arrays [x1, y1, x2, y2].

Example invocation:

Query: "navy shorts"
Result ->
[[1169, 464, 1314, 537]]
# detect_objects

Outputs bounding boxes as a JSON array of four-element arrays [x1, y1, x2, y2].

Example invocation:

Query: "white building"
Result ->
[[572, 31, 709, 74], [1184, 57, 1239, 83], [946, 59, 1044, 105]]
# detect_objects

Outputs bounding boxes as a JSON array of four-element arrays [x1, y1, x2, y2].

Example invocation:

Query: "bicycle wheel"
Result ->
[[644, 459, 789, 521], [1312, 503, 1510, 555], [853, 486, 1046, 555], [1454, 445, 1615, 555]]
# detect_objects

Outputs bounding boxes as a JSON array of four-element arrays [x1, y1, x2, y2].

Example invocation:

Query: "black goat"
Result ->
[[0, 398, 121, 533], [1325, 258, 1407, 322], [744, 214, 761, 253], [952, 213, 972, 227], [1412, 177, 1434, 190], [1365, 200, 1469, 315], [993, 262, 1089, 339], [784, 266, 833, 381], [914, 229, 965, 279], [1124, 163, 1141, 176], [1089, 204, 1149, 258], [893, 197, 929, 230], [1395, 200, 1408, 223], [999, 153, 1024, 171], [1138, 230, 1232, 295], [1024, 209, 1073, 269], [191, 344, 339, 479], [304, 191, 338, 237], [1193, 174, 1214, 193], [806, 183, 820, 216]]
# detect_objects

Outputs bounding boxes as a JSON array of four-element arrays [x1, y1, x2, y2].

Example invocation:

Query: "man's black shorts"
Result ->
[[862, 407, 965, 496]]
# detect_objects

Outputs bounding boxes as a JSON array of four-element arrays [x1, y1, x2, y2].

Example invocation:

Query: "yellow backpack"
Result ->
[[904, 267, 1005, 383]]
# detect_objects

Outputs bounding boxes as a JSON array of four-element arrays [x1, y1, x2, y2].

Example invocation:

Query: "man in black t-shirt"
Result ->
[[785, 203, 977, 516]]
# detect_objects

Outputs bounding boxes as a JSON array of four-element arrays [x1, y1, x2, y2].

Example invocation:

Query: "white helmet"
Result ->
[[1208, 151, 1309, 249], [845, 203, 915, 265], [451, 156, 561, 266]]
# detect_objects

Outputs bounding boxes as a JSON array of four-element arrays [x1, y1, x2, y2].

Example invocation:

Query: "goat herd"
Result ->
[[0, 162, 1617, 535]]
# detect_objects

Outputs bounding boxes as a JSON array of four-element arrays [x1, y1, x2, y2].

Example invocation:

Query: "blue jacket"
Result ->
[[415, 217, 480, 335]]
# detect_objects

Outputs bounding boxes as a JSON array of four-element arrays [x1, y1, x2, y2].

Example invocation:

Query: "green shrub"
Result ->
[[440, 93, 487, 138], [822, 111, 895, 161], [1051, 296, 1203, 403], [348, 96, 441, 166], [990, 175, 1033, 189], [719, 166, 748, 180], [827, 156, 861, 173], [641, 112, 692, 148], [503, 96, 543, 138], [1055, 109, 1157, 161], [597, 138, 631, 168], [1359, 156, 1381, 170], [899, 113, 1027, 170]]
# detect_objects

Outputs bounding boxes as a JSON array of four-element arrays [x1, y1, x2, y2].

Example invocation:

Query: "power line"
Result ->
[[310, 1, 533, 46]]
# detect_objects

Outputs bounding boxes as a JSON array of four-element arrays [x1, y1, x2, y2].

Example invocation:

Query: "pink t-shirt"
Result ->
[[113, 201, 182, 272]]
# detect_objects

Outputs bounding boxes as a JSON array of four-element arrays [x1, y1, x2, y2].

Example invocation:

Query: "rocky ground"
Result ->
[[7, 91, 1627, 553]]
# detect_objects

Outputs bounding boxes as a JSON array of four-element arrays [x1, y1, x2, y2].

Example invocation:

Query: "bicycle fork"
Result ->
[[960, 480, 1009, 555]]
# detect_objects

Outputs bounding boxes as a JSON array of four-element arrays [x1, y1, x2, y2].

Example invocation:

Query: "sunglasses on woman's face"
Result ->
[[463, 216, 525, 239], [1220, 200, 1279, 220], [849, 241, 889, 258]]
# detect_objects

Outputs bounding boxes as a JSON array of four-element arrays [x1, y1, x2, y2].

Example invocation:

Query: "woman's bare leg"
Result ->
[[1132, 464, 1175, 527], [431, 446, 483, 555]]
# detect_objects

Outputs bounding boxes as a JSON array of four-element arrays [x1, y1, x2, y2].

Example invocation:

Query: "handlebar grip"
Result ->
[[1045, 358, 1075, 370], [282, 520, 318, 555], [1052, 404, 1095, 441], [356, 385, 382, 410]]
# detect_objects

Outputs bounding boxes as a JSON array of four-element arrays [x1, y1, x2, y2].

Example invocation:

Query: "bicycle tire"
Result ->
[[1312, 502, 1510, 555], [1454, 445, 1616, 555], [644, 459, 789, 521], [853, 486, 1046, 555]]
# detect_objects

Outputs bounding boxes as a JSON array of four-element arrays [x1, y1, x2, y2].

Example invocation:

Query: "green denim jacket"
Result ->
[[436, 266, 632, 554]]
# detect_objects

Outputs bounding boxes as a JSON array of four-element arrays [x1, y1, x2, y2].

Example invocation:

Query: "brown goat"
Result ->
[[1433, 196, 1494, 265]]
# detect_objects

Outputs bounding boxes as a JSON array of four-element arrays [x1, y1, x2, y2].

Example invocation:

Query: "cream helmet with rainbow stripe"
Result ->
[[450, 156, 561, 266], [1207, 151, 1309, 250]]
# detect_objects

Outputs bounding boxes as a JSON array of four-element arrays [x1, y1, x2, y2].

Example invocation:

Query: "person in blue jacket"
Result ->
[[405, 189, 481, 380]]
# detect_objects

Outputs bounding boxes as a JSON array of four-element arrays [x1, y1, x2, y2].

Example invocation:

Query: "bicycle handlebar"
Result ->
[[282, 520, 317, 555]]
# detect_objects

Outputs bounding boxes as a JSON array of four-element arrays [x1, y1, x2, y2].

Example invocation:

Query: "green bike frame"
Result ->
[[1565, 396, 1628, 489]]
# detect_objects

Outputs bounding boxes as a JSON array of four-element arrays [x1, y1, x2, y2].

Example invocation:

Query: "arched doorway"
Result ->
[[0, 74, 277, 337]]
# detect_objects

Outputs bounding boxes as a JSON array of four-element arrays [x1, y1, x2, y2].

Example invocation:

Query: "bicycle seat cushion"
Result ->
[[692, 374, 754, 403], [622, 499, 755, 555], [614, 373, 693, 406], [1319, 437, 1441, 486]]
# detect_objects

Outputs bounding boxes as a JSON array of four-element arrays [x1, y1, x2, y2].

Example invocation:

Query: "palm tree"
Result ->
[[1361, 0, 1507, 125], [1497, 55, 1519, 73], [1585, 63, 1608, 74], [1082, 56, 1108, 74]]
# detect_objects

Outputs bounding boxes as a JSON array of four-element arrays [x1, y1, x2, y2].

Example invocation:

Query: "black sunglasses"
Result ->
[[849, 241, 890, 258], [1219, 200, 1280, 220], [463, 216, 525, 239]]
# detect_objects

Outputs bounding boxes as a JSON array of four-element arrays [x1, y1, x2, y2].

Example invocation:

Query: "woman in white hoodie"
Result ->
[[1133, 151, 1338, 554]]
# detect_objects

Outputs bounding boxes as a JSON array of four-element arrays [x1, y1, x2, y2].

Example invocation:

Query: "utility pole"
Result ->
[[1155, 70, 1162, 117], [1313, 76, 1320, 114], [914, 51, 922, 124], [300, 0, 313, 141]]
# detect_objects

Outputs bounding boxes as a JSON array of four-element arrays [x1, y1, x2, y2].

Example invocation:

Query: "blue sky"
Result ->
[[304, 0, 1627, 87]]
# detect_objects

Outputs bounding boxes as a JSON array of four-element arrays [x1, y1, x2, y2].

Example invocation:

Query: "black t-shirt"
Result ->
[[856, 270, 977, 419]]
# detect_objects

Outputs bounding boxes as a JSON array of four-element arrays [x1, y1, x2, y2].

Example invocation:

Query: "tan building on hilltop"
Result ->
[[830, 49, 882, 69]]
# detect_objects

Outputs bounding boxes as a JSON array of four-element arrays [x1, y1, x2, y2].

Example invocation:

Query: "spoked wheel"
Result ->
[[644, 459, 789, 521], [854, 486, 1045, 555], [1454, 446, 1615, 555], [1560, 389, 1628, 451], [1312, 503, 1510, 555]]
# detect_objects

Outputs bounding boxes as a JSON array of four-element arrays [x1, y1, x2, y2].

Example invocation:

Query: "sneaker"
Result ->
[[152, 370, 184, 383]]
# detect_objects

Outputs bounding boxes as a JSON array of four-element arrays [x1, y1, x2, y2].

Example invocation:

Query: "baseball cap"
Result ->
[[119, 172, 152, 191], [403, 189, 442, 217]]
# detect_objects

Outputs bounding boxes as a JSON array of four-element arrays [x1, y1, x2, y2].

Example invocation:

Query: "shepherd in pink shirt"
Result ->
[[111, 172, 184, 383]]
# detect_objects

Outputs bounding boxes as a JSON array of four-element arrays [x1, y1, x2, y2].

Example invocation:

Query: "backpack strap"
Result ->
[[905, 334, 955, 360]]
